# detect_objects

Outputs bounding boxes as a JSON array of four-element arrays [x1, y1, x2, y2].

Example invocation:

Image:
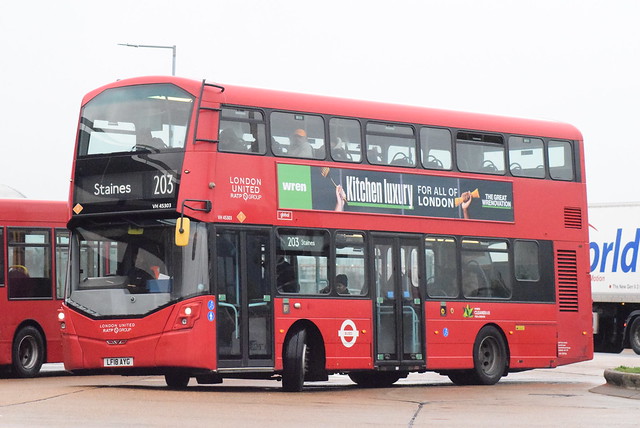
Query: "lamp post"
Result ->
[[118, 43, 176, 76]]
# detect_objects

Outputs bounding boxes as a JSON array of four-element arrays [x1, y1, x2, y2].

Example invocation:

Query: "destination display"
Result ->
[[278, 232, 325, 252], [277, 164, 514, 222], [73, 152, 183, 215], [76, 170, 177, 202]]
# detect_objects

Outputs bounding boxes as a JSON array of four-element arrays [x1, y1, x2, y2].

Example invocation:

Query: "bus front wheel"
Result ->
[[165, 372, 190, 389], [12, 326, 44, 378], [282, 328, 308, 392], [348, 371, 402, 388]]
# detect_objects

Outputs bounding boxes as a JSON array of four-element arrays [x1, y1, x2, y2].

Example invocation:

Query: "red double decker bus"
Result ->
[[60, 76, 592, 390], [1, 199, 69, 377]]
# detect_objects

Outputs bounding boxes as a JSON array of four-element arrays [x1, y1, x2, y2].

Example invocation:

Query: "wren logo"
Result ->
[[590, 228, 640, 273], [277, 164, 313, 210], [281, 181, 307, 192]]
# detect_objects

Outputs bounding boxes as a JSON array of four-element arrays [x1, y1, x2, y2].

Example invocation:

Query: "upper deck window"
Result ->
[[77, 84, 194, 156], [456, 132, 505, 175], [508, 137, 545, 178], [548, 140, 575, 181], [270, 112, 325, 159], [329, 118, 362, 162], [420, 127, 452, 170], [366, 123, 416, 167], [219, 108, 266, 154]]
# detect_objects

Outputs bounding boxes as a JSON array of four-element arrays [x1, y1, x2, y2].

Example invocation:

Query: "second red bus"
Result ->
[[1, 199, 68, 377]]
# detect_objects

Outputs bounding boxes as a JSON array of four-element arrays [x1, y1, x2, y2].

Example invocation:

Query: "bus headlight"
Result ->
[[57, 310, 66, 329], [173, 302, 201, 330]]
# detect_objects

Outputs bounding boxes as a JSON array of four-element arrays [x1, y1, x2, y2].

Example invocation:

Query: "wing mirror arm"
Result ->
[[175, 199, 212, 247]]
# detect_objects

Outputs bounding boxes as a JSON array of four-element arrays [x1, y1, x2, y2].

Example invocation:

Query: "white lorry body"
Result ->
[[590, 202, 640, 353]]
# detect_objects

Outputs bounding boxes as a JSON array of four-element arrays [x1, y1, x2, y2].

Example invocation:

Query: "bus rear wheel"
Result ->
[[12, 326, 44, 378], [472, 326, 507, 385], [629, 317, 640, 355], [282, 328, 308, 392], [448, 326, 507, 385]]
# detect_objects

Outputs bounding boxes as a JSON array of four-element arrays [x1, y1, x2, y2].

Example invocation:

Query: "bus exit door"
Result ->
[[215, 228, 274, 369], [372, 235, 425, 367]]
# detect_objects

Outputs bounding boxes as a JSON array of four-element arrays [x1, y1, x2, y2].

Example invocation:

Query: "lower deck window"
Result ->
[[276, 229, 329, 294], [461, 239, 511, 299], [7, 228, 52, 299]]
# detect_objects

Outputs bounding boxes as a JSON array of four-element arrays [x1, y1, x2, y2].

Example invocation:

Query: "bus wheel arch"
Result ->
[[627, 315, 640, 355], [282, 320, 326, 391], [12, 323, 46, 378]]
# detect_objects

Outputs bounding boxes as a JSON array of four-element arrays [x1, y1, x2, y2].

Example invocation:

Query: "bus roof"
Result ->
[[0, 199, 68, 224], [86, 76, 583, 142]]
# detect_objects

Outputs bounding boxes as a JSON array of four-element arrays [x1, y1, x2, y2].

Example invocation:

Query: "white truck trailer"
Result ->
[[590, 202, 640, 354]]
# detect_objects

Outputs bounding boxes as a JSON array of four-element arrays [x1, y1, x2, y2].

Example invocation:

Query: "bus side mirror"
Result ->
[[175, 218, 190, 247]]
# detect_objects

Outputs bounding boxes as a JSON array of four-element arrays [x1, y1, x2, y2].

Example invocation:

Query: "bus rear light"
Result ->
[[173, 302, 202, 330]]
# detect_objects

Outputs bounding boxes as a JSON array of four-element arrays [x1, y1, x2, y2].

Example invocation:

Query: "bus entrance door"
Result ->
[[373, 235, 425, 368], [215, 228, 274, 370]]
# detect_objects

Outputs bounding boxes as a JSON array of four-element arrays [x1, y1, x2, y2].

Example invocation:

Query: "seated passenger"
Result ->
[[8, 265, 29, 278], [319, 274, 350, 295], [134, 130, 167, 152], [336, 273, 350, 295], [276, 258, 299, 293], [367, 147, 382, 163], [219, 128, 245, 152], [288, 129, 313, 158], [330, 137, 350, 161]]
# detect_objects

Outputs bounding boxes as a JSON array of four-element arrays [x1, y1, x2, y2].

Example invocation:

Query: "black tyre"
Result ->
[[282, 328, 308, 392], [12, 326, 45, 378], [471, 326, 507, 385], [629, 317, 640, 355], [348, 371, 402, 388], [165, 372, 190, 389], [447, 370, 475, 386]]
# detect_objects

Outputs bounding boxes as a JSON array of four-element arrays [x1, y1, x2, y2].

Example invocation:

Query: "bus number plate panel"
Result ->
[[103, 357, 134, 367]]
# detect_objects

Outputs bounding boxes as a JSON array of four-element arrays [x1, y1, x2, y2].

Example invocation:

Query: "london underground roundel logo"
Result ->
[[338, 319, 360, 348]]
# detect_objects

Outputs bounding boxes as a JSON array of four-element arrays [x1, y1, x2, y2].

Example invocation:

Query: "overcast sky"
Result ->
[[0, 0, 637, 204]]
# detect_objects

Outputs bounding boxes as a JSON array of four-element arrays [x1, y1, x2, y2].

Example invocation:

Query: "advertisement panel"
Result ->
[[277, 164, 514, 222]]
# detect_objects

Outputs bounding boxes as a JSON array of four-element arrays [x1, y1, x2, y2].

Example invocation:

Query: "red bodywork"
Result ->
[[62, 76, 592, 377], [0, 199, 68, 366]]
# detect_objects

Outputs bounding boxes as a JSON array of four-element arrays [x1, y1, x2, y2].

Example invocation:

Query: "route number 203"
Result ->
[[153, 174, 175, 195]]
